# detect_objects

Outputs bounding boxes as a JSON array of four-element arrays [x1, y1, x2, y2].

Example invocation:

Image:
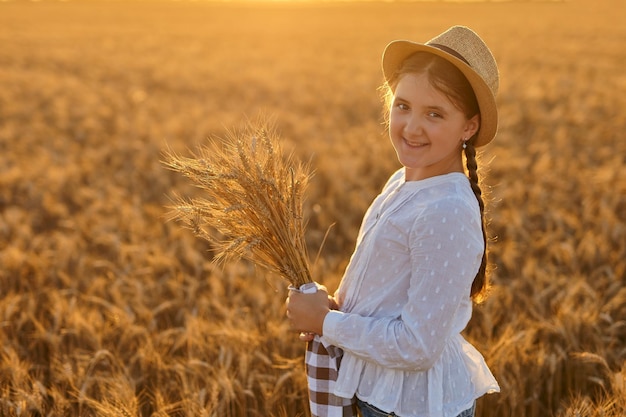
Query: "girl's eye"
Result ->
[[428, 111, 442, 118], [395, 101, 409, 111]]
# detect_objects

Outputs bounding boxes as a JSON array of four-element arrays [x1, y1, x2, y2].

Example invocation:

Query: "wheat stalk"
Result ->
[[162, 121, 312, 287]]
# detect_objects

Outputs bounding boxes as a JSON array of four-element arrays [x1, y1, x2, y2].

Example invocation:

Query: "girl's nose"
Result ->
[[404, 114, 423, 136]]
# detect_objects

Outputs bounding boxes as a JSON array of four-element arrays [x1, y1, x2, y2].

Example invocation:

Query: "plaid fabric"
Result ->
[[305, 335, 357, 417]]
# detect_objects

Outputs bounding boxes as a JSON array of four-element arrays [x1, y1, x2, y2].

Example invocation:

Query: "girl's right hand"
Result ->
[[298, 295, 338, 342], [299, 332, 315, 342]]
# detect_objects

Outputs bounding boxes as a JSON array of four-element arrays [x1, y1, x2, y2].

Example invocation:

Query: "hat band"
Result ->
[[428, 43, 471, 67]]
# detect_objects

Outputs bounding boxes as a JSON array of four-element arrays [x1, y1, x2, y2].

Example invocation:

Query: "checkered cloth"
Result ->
[[305, 335, 357, 417]]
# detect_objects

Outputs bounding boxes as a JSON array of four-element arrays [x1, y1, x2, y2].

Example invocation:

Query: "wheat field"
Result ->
[[0, 0, 625, 416]]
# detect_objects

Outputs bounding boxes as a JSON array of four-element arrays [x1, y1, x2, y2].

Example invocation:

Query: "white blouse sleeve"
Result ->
[[322, 196, 484, 371]]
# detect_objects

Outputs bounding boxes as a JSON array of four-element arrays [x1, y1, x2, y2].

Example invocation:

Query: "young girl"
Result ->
[[286, 26, 500, 417]]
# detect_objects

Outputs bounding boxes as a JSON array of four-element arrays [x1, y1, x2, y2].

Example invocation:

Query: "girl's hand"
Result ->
[[298, 332, 315, 342], [286, 283, 330, 336], [297, 293, 338, 342]]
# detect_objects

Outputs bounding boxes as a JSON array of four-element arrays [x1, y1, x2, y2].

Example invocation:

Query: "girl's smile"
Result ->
[[389, 72, 479, 181]]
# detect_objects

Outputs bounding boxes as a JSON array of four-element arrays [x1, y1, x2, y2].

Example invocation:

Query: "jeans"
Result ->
[[356, 398, 476, 417]]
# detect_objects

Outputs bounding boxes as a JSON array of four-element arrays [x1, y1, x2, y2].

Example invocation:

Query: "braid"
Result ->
[[464, 140, 489, 302]]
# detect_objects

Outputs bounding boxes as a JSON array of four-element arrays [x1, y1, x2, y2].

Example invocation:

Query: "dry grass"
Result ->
[[0, 0, 625, 416]]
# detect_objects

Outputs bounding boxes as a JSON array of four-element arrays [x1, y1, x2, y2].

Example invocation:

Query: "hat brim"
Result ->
[[382, 40, 498, 147]]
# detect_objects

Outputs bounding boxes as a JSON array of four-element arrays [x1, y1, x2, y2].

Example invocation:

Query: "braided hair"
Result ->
[[463, 138, 489, 301]]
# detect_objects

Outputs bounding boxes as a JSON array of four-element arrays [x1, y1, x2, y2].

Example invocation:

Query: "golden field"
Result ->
[[0, 0, 625, 416]]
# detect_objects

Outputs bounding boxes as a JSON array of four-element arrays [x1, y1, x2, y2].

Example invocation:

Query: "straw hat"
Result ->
[[382, 26, 499, 147]]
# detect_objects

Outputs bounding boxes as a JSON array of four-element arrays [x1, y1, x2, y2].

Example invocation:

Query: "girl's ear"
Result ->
[[464, 114, 480, 139]]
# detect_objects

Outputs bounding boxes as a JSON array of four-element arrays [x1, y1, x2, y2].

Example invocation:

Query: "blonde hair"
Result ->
[[381, 52, 490, 302]]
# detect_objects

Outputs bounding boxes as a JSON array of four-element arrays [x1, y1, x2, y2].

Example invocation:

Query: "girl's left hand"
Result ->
[[286, 284, 330, 336]]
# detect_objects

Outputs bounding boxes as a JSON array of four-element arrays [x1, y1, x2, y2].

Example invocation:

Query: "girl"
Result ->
[[287, 26, 500, 417]]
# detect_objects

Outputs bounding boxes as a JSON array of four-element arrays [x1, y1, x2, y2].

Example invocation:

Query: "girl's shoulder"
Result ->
[[413, 174, 479, 217], [381, 168, 405, 192]]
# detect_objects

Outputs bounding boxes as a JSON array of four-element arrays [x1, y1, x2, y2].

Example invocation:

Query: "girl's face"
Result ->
[[389, 72, 479, 182]]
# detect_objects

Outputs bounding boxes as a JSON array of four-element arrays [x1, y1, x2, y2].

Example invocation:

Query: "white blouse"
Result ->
[[320, 169, 499, 417]]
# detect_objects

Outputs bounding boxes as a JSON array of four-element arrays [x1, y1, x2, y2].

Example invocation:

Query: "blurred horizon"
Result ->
[[0, 0, 574, 3]]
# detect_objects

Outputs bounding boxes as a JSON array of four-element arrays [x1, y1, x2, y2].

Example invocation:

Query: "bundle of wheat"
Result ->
[[163, 121, 312, 288]]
